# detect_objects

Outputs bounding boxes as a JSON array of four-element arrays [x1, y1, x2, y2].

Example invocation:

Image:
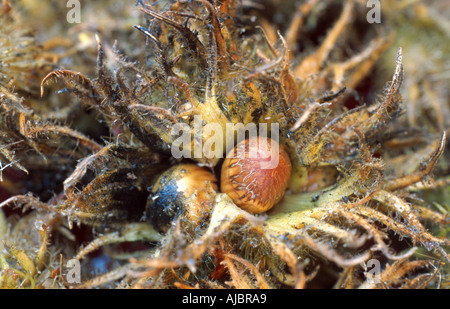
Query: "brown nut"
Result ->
[[220, 136, 292, 214]]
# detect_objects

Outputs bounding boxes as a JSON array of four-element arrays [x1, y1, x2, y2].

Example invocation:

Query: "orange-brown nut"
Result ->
[[220, 136, 292, 214], [146, 164, 218, 233]]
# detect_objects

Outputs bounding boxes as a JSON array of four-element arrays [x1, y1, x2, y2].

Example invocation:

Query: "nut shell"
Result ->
[[220, 137, 291, 214], [146, 164, 218, 233]]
